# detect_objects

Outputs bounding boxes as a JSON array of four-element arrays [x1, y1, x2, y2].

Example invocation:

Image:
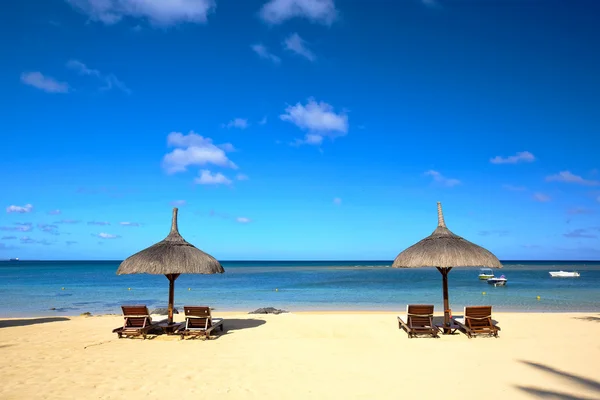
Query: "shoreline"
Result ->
[[2, 309, 600, 319]]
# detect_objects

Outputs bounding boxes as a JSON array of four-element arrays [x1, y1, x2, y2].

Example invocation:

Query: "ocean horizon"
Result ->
[[1, 260, 599, 318]]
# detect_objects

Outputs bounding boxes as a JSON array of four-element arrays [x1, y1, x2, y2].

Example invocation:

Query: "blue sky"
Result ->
[[2, 0, 600, 261]]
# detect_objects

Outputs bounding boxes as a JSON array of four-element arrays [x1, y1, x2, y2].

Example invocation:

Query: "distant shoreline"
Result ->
[[3, 308, 599, 319]]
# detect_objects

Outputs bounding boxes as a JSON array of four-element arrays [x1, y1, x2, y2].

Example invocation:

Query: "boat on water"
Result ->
[[487, 275, 507, 287], [478, 268, 495, 280], [549, 271, 580, 278], [8, 258, 20, 262]]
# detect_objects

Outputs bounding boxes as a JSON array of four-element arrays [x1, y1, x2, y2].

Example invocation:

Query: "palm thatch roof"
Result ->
[[392, 202, 502, 269], [117, 208, 224, 275]]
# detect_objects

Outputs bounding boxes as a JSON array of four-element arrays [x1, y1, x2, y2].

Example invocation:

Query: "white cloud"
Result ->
[[533, 193, 551, 202], [546, 171, 599, 186], [424, 170, 461, 187], [66, 59, 131, 94], [0, 223, 33, 232], [162, 131, 238, 174], [259, 0, 337, 25], [20, 72, 69, 93], [563, 228, 597, 239], [87, 221, 111, 225], [284, 33, 316, 62], [218, 143, 236, 152], [251, 44, 281, 64], [280, 98, 348, 145], [65, 0, 216, 26], [38, 224, 61, 235], [258, 116, 268, 125], [224, 118, 249, 129], [195, 170, 232, 185], [20, 236, 53, 245], [170, 200, 186, 207], [236, 217, 251, 223], [567, 207, 593, 215], [333, 197, 341, 205], [48, 209, 61, 215], [120, 222, 140, 226], [96, 232, 120, 239], [236, 174, 249, 181], [66, 59, 101, 77], [490, 151, 535, 164], [6, 204, 33, 214], [302, 134, 324, 145]]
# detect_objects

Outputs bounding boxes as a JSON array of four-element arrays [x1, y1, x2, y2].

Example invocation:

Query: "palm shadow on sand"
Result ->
[[573, 315, 600, 323], [515, 360, 600, 400], [0, 317, 70, 329]]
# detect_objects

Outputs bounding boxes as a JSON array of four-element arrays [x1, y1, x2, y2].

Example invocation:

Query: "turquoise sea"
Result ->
[[1, 260, 599, 317]]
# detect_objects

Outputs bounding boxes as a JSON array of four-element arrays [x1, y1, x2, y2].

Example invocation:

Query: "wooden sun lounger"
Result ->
[[177, 306, 224, 340], [452, 306, 501, 338], [112, 305, 163, 340], [397, 304, 440, 338]]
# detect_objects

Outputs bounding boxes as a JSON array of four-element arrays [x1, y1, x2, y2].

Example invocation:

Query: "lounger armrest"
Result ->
[[397, 316, 409, 328]]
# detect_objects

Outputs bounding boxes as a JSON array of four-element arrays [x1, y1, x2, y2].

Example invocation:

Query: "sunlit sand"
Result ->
[[1, 312, 599, 399]]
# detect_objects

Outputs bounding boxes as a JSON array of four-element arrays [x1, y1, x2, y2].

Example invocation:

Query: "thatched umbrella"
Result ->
[[392, 202, 502, 333], [117, 208, 224, 325]]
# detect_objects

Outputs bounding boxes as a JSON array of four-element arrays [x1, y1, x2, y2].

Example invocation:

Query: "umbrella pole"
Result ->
[[437, 267, 453, 334], [166, 273, 180, 325]]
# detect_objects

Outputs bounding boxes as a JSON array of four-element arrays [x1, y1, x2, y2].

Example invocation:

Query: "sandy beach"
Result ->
[[1, 312, 599, 399]]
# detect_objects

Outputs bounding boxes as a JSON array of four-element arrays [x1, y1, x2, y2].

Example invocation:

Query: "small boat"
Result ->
[[8, 258, 19, 262], [549, 271, 580, 278], [487, 275, 507, 287], [478, 268, 495, 280]]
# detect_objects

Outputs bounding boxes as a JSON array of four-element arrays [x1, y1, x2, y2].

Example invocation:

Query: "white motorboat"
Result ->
[[478, 268, 495, 280], [487, 275, 507, 287], [549, 271, 580, 278]]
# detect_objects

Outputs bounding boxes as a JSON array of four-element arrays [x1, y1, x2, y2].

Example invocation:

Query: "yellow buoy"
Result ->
[[536, 296, 541, 300], [188, 288, 191, 291], [61, 287, 65, 290], [128, 288, 131, 291], [482, 292, 486, 295], [275, 288, 279, 292]]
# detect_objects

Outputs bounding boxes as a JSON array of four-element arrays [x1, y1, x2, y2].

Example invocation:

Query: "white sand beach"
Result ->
[[1, 312, 599, 399]]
